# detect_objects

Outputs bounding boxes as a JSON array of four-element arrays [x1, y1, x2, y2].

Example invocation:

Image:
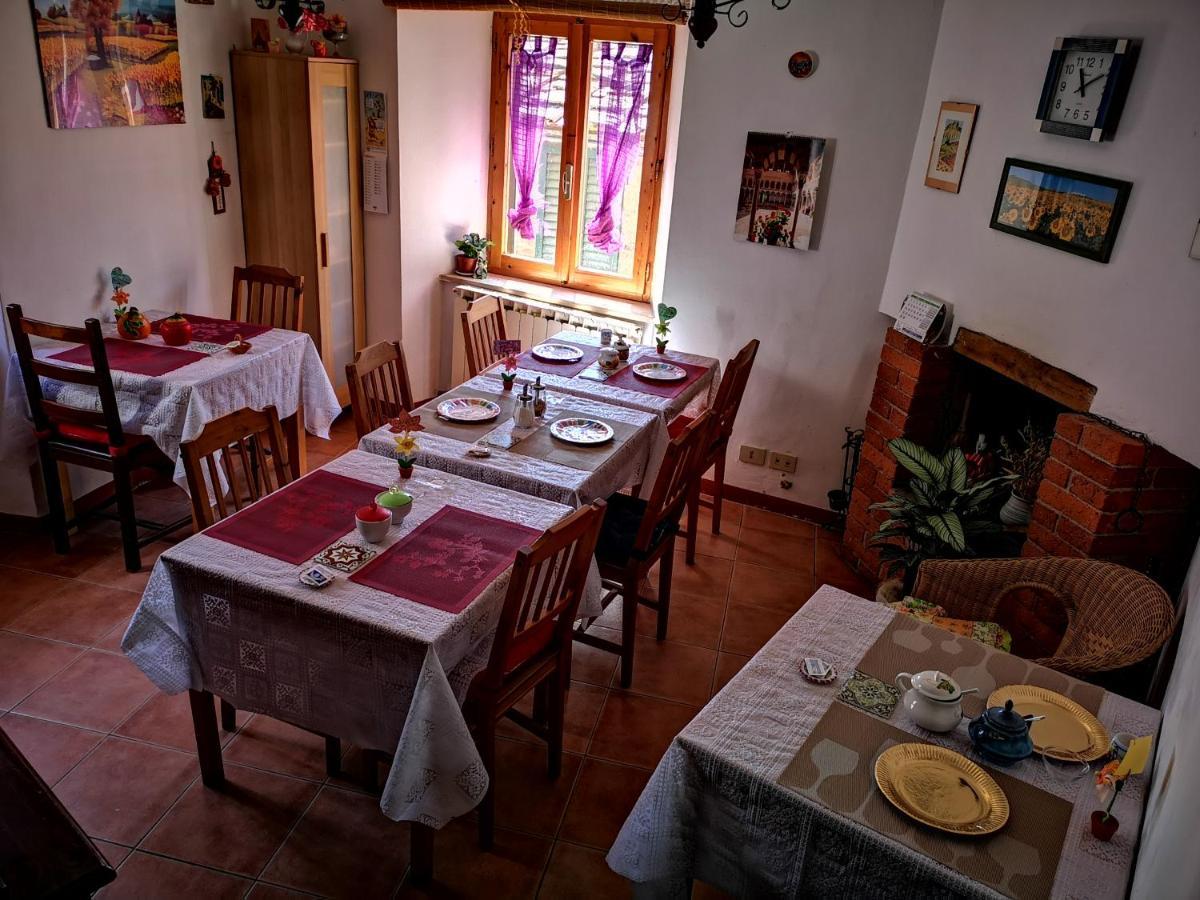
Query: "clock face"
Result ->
[[1048, 51, 1114, 125]]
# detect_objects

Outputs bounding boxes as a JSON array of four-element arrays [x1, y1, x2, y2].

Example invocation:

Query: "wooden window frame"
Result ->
[[486, 12, 674, 302]]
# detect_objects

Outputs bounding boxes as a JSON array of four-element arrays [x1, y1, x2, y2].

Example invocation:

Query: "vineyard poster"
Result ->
[[29, 1, 185, 129]]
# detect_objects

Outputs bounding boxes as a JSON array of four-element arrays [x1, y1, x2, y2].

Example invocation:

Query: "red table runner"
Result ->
[[350, 506, 543, 613], [603, 355, 711, 398], [151, 314, 273, 345], [205, 470, 384, 564], [49, 338, 206, 377], [516, 342, 601, 378]]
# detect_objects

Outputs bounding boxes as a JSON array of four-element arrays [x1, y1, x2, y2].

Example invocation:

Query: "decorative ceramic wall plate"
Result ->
[[632, 361, 687, 382], [437, 397, 501, 423], [550, 418, 615, 445], [988, 686, 1110, 762], [531, 342, 585, 363], [875, 744, 1009, 836]]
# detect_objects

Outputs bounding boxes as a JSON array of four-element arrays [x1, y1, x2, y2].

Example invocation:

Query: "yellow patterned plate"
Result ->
[[988, 685, 1110, 763], [875, 743, 1009, 836]]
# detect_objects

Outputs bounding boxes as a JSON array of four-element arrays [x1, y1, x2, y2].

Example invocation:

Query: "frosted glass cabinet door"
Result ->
[[321, 82, 355, 393]]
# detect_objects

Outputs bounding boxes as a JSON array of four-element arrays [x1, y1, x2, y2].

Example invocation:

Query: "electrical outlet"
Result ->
[[739, 445, 767, 466], [768, 451, 798, 474]]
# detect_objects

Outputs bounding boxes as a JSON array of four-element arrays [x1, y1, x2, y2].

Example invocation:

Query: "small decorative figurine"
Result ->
[[655, 303, 677, 353], [118, 308, 151, 341], [501, 352, 518, 391], [205, 143, 233, 215], [110, 267, 132, 323]]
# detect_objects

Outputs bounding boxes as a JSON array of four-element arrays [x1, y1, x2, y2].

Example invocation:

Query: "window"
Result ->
[[487, 13, 674, 301]]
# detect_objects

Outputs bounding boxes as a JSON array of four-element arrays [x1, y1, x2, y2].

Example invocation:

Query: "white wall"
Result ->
[[659, 0, 945, 506], [881, 0, 1200, 469]]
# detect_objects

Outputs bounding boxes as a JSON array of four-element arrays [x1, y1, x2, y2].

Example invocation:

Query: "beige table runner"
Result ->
[[506, 410, 641, 473], [415, 384, 517, 442], [778, 701, 1072, 900]]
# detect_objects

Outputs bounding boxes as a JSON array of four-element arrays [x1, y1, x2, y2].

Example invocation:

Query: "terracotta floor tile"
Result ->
[[247, 883, 318, 899], [815, 540, 865, 584], [740, 507, 817, 539], [710, 653, 749, 698], [92, 839, 132, 869], [539, 841, 631, 899], [116, 691, 241, 754], [559, 759, 650, 850], [497, 680, 607, 755], [54, 736, 197, 845], [93, 623, 128, 653], [1, 712, 104, 785], [98, 851, 251, 899], [572, 630, 619, 687], [76, 540, 174, 593], [399, 819, 551, 900], [5, 581, 140, 646], [719, 603, 795, 657], [14, 649, 156, 731], [734, 526, 815, 574], [588, 691, 696, 769], [488, 738, 583, 837], [224, 713, 331, 781], [260, 785, 412, 898], [0, 631, 85, 709], [684, 504, 742, 561], [727, 563, 815, 616], [697, 498, 744, 529], [0, 529, 121, 579], [613, 636, 717, 707], [660, 552, 733, 601], [597, 590, 726, 650], [141, 763, 320, 878], [0, 567, 70, 627]]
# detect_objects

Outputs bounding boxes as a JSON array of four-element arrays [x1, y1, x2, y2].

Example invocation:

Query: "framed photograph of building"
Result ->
[[924, 101, 978, 193], [734, 132, 827, 251]]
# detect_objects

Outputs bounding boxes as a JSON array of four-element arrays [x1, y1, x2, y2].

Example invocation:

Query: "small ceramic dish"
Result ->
[[375, 489, 413, 525], [437, 396, 501, 423], [800, 657, 837, 685], [632, 361, 687, 382], [298, 564, 335, 588], [355, 506, 391, 544], [466, 444, 493, 458], [550, 417, 615, 445], [226, 340, 251, 355]]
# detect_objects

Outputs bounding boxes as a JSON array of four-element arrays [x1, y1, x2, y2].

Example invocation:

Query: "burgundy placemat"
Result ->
[[603, 354, 711, 398], [205, 470, 384, 564], [48, 338, 206, 377], [516, 342, 601, 378], [350, 506, 542, 613], [151, 314, 273, 345]]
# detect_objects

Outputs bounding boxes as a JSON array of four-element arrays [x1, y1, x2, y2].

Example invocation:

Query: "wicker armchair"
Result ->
[[910, 557, 1176, 677]]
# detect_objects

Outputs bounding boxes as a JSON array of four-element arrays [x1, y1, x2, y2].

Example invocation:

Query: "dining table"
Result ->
[[0, 311, 342, 490], [357, 374, 669, 508], [477, 330, 721, 425], [121, 448, 601, 830], [608, 586, 1160, 900]]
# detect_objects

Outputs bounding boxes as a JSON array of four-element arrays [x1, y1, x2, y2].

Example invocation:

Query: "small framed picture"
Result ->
[[201, 75, 225, 120], [989, 158, 1131, 264], [1190, 220, 1200, 260], [924, 101, 978, 193], [250, 18, 271, 52]]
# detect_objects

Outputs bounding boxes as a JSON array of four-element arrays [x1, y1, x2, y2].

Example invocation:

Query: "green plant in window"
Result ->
[[654, 303, 676, 353], [453, 232, 493, 279]]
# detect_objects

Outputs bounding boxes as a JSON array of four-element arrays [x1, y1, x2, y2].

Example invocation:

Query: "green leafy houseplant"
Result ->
[[870, 438, 1013, 591], [654, 303, 677, 352], [453, 232, 493, 278]]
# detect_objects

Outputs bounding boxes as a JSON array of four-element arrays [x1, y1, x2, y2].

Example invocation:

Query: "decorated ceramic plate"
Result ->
[[437, 397, 501, 423], [531, 342, 585, 363], [988, 685, 1110, 763], [550, 417, 614, 445], [632, 361, 687, 382], [875, 743, 1009, 836]]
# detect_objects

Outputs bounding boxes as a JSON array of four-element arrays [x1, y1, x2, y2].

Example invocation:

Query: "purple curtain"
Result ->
[[585, 42, 652, 254], [507, 36, 559, 240]]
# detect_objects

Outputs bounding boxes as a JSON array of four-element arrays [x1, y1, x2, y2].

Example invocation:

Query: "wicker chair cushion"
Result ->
[[992, 582, 1074, 660], [887, 597, 1013, 653]]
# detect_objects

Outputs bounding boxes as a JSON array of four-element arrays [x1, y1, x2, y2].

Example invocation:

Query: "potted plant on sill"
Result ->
[[998, 421, 1052, 526], [453, 233, 492, 279], [654, 303, 677, 353], [870, 437, 1013, 598]]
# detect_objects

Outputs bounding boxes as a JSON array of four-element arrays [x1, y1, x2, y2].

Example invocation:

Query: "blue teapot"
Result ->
[[968, 698, 1035, 766]]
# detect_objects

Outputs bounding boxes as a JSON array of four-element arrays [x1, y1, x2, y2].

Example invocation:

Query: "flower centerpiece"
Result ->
[[323, 13, 349, 55], [998, 421, 1052, 526], [654, 303, 677, 354], [1091, 760, 1126, 841], [501, 352, 519, 391], [278, 6, 327, 54], [110, 267, 132, 320], [387, 410, 425, 481]]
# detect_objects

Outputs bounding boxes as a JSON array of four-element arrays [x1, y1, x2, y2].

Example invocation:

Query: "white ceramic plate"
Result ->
[[531, 342, 585, 363], [437, 396, 501, 423], [550, 417, 615, 445], [632, 361, 687, 382]]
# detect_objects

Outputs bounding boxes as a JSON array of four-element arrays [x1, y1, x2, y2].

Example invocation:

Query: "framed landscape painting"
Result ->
[[734, 132, 828, 251], [924, 101, 978, 193], [28, 1, 185, 129], [989, 158, 1131, 263]]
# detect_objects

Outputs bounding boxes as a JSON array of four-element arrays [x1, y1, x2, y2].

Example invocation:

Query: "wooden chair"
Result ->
[[230, 264, 304, 331], [463, 500, 605, 849], [180, 404, 342, 776], [576, 412, 713, 688], [6, 304, 189, 572], [460, 294, 509, 377], [678, 339, 760, 564], [345, 340, 415, 439]]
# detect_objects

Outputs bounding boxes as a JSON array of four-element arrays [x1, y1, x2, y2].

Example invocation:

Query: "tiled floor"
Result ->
[[0, 415, 873, 899]]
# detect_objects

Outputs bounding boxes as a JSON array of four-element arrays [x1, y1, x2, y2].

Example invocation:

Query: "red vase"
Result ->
[[1090, 810, 1119, 841], [399, 465, 414, 480]]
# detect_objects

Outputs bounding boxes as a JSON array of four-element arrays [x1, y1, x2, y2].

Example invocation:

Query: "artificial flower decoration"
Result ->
[[387, 411, 425, 435], [1094, 760, 1126, 817], [394, 434, 419, 456], [110, 267, 132, 317]]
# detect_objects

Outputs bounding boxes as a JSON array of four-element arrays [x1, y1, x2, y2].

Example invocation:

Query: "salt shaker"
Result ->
[[531, 376, 547, 417], [514, 385, 536, 428], [599, 328, 613, 346]]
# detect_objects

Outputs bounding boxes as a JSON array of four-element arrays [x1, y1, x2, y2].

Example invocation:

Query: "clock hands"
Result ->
[[1073, 71, 1107, 96]]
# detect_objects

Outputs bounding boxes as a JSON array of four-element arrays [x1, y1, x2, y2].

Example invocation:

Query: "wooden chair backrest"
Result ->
[[712, 338, 760, 444], [481, 501, 605, 685], [5, 303, 129, 449], [230, 265, 304, 331], [460, 295, 508, 377], [181, 405, 292, 528], [346, 340, 415, 438], [636, 411, 712, 553]]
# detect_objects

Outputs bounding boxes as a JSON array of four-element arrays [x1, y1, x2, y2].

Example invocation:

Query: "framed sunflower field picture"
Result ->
[[988, 158, 1131, 263]]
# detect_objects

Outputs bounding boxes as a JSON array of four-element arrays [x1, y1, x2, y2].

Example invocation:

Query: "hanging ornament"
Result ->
[[205, 142, 233, 215]]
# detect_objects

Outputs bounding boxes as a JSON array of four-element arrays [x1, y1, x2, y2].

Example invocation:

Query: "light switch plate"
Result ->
[[768, 451, 798, 474], [739, 445, 767, 466]]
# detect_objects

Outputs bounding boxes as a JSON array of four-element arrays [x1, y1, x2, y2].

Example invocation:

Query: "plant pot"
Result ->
[[283, 32, 306, 54], [501, 376, 515, 392], [999, 491, 1033, 526], [454, 254, 478, 276], [398, 465, 414, 480], [1090, 810, 1119, 842], [656, 341, 668, 354]]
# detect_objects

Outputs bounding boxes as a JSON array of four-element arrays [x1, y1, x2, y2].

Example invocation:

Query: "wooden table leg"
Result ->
[[410, 822, 434, 884], [282, 408, 307, 479], [188, 690, 225, 789], [56, 462, 78, 534]]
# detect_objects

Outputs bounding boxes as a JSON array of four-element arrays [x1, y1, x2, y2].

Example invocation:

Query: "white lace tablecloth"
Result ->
[[478, 331, 720, 424], [1, 312, 341, 491], [608, 586, 1160, 900], [357, 375, 668, 508], [122, 449, 600, 829]]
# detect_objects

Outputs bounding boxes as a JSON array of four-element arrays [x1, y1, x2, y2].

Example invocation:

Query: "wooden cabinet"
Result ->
[[231, 51, 365, 403]]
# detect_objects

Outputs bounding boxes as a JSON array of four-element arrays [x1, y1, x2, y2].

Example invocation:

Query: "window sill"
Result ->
[[439, 272, 655, 326]]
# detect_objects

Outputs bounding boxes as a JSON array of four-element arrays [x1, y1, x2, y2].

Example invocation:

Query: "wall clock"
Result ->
[[1035, 37, 1139, 141]]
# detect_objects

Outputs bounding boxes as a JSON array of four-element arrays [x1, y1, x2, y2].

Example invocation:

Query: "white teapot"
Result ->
[[895, 670, 976, 733]]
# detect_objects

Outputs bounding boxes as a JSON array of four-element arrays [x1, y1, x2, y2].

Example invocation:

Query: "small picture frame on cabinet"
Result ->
[[1190, 220, 1200, 261], [924, 101, 978, 193]]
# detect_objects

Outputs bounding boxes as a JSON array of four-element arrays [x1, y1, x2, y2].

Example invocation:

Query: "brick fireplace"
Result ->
[[843, 327, 1200, 592]]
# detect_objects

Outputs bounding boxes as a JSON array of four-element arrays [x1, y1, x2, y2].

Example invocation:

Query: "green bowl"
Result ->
[[375, 489, 412, 524]]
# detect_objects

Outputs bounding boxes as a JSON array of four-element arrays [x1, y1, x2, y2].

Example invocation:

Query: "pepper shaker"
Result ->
[[532, 376, 547, 417], [615, 336, 630, 362]]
